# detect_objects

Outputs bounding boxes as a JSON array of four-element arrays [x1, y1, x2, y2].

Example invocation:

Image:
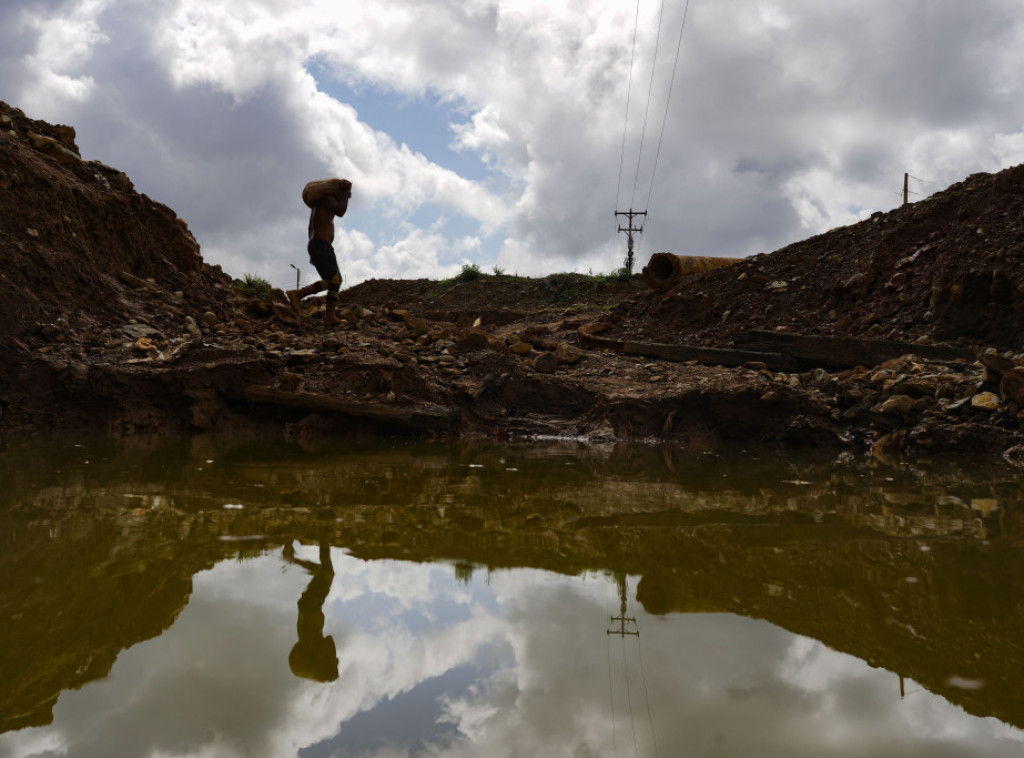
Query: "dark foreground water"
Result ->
[[1, 437, 1024, 757]]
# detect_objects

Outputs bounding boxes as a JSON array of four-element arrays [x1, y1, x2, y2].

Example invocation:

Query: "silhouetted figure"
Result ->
[[288, 179, 351, 328], [283, 540, 338, 682]]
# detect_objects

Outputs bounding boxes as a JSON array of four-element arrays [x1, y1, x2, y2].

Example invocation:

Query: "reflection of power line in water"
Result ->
[[605, 573, 660, 758]]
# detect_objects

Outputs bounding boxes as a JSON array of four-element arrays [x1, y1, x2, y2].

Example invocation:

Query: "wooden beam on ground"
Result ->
[[232, 385, 460, 433], [732, 330, 976, 369], [622, 341, 800, 371]]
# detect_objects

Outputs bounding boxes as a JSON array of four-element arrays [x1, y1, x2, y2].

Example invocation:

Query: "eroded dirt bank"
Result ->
[[3, 99, 1024, 460]]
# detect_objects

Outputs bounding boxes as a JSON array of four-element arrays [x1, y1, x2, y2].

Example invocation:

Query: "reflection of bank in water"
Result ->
[[283, 541, 338, 682]]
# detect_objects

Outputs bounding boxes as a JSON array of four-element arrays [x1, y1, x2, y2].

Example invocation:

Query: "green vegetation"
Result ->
[[585, 267, 636, 283], [235, 273, 273, 298], [454, 561, 475, 585], [235, 545, 265, 563], [453, 262, 483, 282], [434, 265, 636, 298]]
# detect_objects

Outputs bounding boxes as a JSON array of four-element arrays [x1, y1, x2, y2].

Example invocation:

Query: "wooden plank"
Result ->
[[732, 330, 976, 369], [577, 322, 625, 351], [622, 341, 800, 371], [232, 386, 460, 432]]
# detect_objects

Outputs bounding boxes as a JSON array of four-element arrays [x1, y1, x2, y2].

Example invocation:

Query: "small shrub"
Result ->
[[542, 272, 580, 303], [453, 263, 483, 283], [236, 273, 272, 298]]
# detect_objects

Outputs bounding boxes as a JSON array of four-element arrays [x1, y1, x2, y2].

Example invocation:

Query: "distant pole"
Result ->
[[903, 173, 909, 206], [615, 208, 647, 274]]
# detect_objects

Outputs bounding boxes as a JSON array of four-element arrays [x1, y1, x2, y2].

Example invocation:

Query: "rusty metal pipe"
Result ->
[[641, 253, 743, 291]]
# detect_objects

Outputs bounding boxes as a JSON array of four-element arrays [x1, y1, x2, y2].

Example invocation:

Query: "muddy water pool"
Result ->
[[1, 438, 1023, 757]]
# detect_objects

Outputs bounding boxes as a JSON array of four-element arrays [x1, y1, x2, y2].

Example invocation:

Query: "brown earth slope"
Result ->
[[610, 166, 1024, 349], [2, 99, 1024, 459]]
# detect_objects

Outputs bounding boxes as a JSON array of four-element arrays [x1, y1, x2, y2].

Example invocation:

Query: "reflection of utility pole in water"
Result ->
[[607, 572, 639, 639], [604, 573, 660, 758], [283, 540, 338, 682]]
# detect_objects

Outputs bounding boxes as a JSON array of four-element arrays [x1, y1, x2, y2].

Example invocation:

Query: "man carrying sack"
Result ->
[[288, 178, 352, 328]]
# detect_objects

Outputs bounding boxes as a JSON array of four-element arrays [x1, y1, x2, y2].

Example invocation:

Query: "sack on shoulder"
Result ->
[[302, 178, 351, 208]]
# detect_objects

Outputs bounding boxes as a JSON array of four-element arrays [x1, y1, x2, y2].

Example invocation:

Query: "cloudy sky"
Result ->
[[3, 0, 1024, 288]]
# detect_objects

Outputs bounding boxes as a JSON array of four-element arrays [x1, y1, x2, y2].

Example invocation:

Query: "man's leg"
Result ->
[[323, 274, 341, 327], [287, 280, 326, 312]]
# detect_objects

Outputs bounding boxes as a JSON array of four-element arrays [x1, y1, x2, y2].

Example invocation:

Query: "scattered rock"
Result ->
[[457, 329, 491, 352], [278, 372, 302, 391], [971, 392, 1001, 411], [184, 316, 203, 339], [555, 342, 584, 365], [1000, 368, 1024, 407], [533, 351, 559, 373], [876, 394, 916, 420]]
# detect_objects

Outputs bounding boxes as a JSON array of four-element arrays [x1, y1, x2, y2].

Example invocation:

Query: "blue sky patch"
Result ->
[[308, 59, 491, 183]]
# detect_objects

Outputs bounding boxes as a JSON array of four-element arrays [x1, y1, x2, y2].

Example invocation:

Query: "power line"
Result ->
[[607, 630, 618, 758], [645, 0, 693, 211], [630, 0, 669, 208], [615, 0, 644, 211], [614, 0, 694, 271], [636, 636, 661, 758], [622, 636, 640, 758], [606, 579, 619, 758]]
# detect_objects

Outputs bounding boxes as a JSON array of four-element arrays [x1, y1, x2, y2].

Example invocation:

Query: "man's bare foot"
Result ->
[[286, 290, 307, 330]]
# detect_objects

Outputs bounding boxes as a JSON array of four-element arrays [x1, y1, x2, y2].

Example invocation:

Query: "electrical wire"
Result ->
[[630, 0, 669, 208], [644, 0, 693, 212], [621, 631, 640, 757], [615, 0, 644, 212], [606, 580, 619, 758], [636, 635, 661, 758]]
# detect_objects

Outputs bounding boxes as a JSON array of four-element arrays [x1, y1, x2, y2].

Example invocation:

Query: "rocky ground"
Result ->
[[3, 98, 1024, 460]]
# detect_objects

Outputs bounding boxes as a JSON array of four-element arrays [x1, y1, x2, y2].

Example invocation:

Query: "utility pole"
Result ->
[[615, 209, 647, 274], [607, 573, 639, 638], [903, 173, 909, 206]]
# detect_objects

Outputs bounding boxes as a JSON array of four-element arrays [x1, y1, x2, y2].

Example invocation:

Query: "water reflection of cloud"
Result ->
[[1, 552, 1023, 758]]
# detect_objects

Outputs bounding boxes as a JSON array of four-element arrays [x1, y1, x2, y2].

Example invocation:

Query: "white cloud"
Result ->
[[993, 125, 1024, 167], [4, 0, 1024, 283], [17, 0, 109, 109]]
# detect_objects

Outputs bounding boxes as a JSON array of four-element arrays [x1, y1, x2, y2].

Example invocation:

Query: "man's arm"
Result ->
[[330, 188, 350, 218]]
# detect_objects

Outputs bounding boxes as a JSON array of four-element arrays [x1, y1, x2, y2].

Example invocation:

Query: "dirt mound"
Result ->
[[3, 99, 1024, 460], [341, 272, 643, 326], [612, 164, 1024, 350], [0, 101, 229, 344]]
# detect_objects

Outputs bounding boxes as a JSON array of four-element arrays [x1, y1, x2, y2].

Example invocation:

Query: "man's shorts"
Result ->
[[307, 239, 341, 285]]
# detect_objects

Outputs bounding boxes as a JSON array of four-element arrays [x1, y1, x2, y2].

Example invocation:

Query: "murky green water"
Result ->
[[2, 437, 1024, 757]]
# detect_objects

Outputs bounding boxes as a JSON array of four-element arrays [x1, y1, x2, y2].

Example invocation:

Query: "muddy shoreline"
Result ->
[[3, 294, 1023, 463]]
